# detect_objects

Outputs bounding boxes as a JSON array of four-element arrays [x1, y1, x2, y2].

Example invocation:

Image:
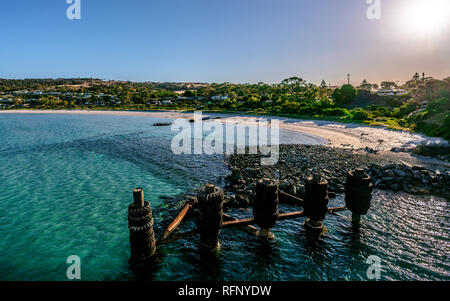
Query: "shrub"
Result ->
[[350, 108, 370, 120], [394, 99, 420, 118], [332, 85, 357, 105], [369, 106, 392, 118], [322, 107, 350, 117], [282, 102, 300, 113]]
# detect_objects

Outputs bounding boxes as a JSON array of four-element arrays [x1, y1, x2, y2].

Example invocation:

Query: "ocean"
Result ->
[[0, 113, 447, 281]]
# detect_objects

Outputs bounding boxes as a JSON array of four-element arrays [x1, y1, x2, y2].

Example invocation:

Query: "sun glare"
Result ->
[[400, 0, 450, 36]]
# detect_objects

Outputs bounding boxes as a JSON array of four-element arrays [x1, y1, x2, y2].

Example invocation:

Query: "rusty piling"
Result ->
[[128, 188, 156, 269]]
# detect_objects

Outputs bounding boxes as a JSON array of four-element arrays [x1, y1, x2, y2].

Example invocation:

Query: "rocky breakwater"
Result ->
[[366, 163, 450, 199], [223, 145, 449, 208]]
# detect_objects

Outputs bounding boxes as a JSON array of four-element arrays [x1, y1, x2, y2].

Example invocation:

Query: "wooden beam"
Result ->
[[159, 201, 194, 242], [328, 206, 346, 213], [279, 191, 304, 206], [279, 190, 337, 205], [277, 210, 305, 221], [222, 217, 256, 229], [222, 207, 345, 229], [157, 229, 199, 246], [222, 210, 305, 228], [157, 206, 348, 245], [223, 213, 258, 235]]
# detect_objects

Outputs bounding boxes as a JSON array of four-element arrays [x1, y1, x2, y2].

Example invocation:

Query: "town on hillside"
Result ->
[[1, 73, 448, 140]]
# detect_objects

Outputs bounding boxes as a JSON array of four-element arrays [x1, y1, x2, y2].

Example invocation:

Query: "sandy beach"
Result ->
[[2, 109, 447, 152]]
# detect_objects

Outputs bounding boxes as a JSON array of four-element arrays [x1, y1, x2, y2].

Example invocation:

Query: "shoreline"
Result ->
[[1, 109, 447, 152]]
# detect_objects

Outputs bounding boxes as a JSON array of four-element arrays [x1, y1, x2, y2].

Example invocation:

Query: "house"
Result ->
[[177, 96, 195, 101], [375, 89, 408, 96], [162, 100, 172, 105], [211, 95, 229, 101], [12, 91, 28, 96]]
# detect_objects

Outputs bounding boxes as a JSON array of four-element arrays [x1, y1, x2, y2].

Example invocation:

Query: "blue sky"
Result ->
[[0, 0, 449, 85]]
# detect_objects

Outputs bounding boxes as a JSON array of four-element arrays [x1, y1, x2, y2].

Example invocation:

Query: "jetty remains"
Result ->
[[127, 168, 373, 269]]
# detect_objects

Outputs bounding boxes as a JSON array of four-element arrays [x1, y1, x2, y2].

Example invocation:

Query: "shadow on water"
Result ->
[[246, 237, 281, 263], [128, 255, 165, 281], [108, 255, 164, 281], [182, 240, 225, 281], [237, 236, 282, 280], [296, 228, 328, 260]]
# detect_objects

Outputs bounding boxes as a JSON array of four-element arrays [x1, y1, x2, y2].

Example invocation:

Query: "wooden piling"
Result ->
[[197, 184, 224, 251], [303, 174, 329, 226], [128, 188, 156, 268], [133, 188, 145, 208], [253, 179, 279, 238], [345, 169, 373, 224]]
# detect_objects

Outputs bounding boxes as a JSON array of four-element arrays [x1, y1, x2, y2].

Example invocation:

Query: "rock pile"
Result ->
[[223, 145, 449, 205], [366, 163, 450, 198]]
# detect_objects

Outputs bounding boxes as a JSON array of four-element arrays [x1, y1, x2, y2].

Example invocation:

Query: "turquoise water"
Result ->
[[0, 113, 448, 281]]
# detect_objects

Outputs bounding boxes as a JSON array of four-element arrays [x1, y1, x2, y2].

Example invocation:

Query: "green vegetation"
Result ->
[[1, 75, 449, 140]]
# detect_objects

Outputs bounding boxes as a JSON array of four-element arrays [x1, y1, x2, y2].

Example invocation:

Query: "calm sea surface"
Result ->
[[0, 113, 448, 281]]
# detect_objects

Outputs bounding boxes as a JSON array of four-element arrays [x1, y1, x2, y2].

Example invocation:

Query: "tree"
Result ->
[[197, 86, 214, 97], [280, 77, 307, 93], [359, 79, 373, 89], [183, 90, 197, 97], [121, 92, 132, 105], [413, 72, 420, 81], [380, 81, 397, 89], [244, 94, 262, 108], [332, 85, 357, 105], [320, 80, 327, 89]]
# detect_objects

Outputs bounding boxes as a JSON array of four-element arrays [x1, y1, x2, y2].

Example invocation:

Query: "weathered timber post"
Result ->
[[303, 174, 329, 232], [128, 188, 156, 268], [196, 184, 224, 251], [345, 169, 373, 223], [253, 179, 279, 238]]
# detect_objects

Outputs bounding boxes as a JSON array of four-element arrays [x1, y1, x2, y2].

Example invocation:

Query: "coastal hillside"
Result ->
[[1, 76, 449, 141]]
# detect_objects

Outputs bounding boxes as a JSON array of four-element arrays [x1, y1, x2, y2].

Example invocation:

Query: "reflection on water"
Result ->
[[148, 191, 449, 281]]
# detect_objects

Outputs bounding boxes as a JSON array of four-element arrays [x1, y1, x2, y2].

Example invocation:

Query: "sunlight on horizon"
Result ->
[[398, 0, 450, 38]]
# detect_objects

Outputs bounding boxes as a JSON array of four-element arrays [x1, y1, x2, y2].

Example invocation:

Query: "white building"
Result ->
[[375, 89, 408, 96], [211, 95, 229, 101]]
